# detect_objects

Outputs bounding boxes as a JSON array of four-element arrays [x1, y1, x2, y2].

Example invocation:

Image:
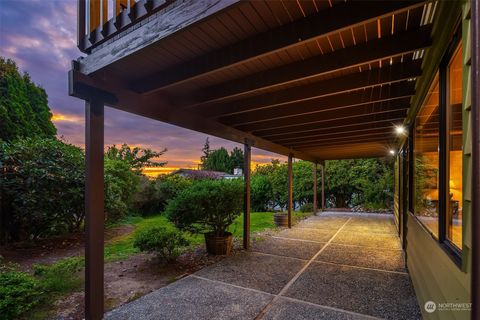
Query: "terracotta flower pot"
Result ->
[[204, 232, 233, 255], [274, 213, 289, 227]]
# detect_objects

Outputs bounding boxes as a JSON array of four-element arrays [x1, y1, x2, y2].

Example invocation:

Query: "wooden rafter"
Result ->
[[193, 60, 422, 118], [131, 0, 426, 93], [234, 97, 410, 132], [220, 81, 415, 126], [189, 25, 432, 104]]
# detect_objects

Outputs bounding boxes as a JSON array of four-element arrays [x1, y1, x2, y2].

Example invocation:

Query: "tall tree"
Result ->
[[105, 143, 167, 171], [202, 147, 231, 173], [229, 147, 244, 172], [0, 57, 56, 142], [200, 137, 211, 169]]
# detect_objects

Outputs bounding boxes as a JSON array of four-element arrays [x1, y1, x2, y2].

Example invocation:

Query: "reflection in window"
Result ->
[[414, 74, 439, 238], [447, 43, 463, 250]]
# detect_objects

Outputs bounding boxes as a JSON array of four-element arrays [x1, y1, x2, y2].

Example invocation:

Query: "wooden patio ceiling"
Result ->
[[73, 0, 437, 161]]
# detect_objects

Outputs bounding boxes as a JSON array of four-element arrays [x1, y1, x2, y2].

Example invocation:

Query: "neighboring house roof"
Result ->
[[171, 169, 237, 180]]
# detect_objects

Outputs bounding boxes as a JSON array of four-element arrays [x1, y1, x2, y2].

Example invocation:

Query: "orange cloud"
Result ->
[[52, 112, 82, 123]]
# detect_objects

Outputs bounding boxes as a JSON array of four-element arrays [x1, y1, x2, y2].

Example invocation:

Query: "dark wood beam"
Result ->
[[84, 99, 104, 320], [321, 164, 325, 210], [193, 61, 422, 117], [313, 162, 318, 215], [288, 153, 293, 228], [274, 127, 395, 145], [243, 142, 251, 250], [190, 25, 432, 104], [222, 82, 414, 126], [235, 98, 411, 132], [295, 136, 394, 150], [70, 70, 318, 162], [290, 132, 393, 148], [272, 126, 395, 144], [259, 117, 406, 139], [131, 1, 426, 93]]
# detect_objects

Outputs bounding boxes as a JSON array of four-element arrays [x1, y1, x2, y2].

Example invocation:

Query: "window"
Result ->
[[411, 29, 464, 259], [414, 74, 440, 238], [446, 43, 463, 250]]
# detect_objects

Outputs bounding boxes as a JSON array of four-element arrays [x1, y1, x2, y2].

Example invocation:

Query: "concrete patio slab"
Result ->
[[316, 244, 406, 272], [263, 297, 377, 320], [296, 216, 350, 230], [105, 276, 272, 320], [276, 227, 337, 242], [342, 222, 397, 235], [252, 236, 325, 260], [332, 231, 402, 249], [284, 262, 421, 320], [195, 251, 306, 294]]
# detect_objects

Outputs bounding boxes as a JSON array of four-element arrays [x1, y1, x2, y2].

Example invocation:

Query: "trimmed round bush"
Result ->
[[165, 179, 243, 236], [133, 226, 190, 262]]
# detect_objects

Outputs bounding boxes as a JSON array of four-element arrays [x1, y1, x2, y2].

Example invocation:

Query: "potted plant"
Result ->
[[273, 212, 289, 227], [165, 179, 243, 255]]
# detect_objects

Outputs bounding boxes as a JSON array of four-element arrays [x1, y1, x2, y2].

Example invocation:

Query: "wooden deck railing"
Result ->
[[77, 0, 173, 53]]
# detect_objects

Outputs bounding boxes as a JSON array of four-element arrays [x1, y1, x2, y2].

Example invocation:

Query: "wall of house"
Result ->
[[399, 1, 472, 319]]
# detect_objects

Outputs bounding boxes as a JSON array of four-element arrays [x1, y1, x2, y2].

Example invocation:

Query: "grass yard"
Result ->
[[104, 215, 203, 262], [106, 211, 313, 261]]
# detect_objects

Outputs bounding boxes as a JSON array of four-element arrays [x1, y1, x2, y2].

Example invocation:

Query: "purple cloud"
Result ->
[[0, 0, 285, 169]]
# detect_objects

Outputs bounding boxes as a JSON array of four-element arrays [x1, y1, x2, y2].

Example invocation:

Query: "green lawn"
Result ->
[[105, 211, 313, 261], [104, 215, 203, 262]]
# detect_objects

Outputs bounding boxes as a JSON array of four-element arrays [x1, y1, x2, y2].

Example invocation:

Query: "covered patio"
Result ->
[[106, 212, 420, 320], [69, 0, 479, 319]]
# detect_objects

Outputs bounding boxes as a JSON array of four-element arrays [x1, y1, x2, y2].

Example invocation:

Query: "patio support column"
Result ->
[[288, 153, 293, 228], [85, 98, 104, 320], [321, 164, 325, 210], [243, 142, 251, 250], [313, 162, 318, 215]]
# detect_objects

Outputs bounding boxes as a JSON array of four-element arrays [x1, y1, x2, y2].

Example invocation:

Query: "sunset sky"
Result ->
[[0, 0, 285, 173]]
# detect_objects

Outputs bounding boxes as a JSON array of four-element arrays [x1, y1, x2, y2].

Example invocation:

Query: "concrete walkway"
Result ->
[[106, 212, 421, 320]]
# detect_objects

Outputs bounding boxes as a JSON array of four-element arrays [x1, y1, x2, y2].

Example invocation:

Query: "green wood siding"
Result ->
[[403, 1, 472, 319]]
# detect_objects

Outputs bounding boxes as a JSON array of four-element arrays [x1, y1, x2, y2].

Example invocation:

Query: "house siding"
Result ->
[[400, 1, 472, 319]]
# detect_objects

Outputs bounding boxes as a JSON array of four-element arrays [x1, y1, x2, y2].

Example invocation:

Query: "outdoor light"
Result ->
[[395, 125, 406, 135], [389, 149, 396, 155]]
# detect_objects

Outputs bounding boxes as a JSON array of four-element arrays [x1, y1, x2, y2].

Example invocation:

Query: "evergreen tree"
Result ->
[[200, 137, 211, 169], [0, 57, 56, 142], [203, 147, 231, 173], [229, 147, 244, 172]]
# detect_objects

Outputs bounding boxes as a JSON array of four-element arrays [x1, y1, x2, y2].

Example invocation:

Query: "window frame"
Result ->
[[410, 24, 463, 266]]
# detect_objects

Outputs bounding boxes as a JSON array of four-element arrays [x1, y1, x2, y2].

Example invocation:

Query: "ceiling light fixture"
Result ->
[[389, 149, 396, 155], [395, 125, 406, 135]]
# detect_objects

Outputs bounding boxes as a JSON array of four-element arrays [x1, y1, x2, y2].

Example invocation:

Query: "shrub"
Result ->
[[104, 158, 140, 221], [32, 257, 84, 294], [251, 174, 272, 211], [133, 226, 189, 262], [165, 179, 243, 236], [0, 137, 85, 242], [154, 175, 193, 213], [300, 203, 314, 213], [0, 270, 42, 319]]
